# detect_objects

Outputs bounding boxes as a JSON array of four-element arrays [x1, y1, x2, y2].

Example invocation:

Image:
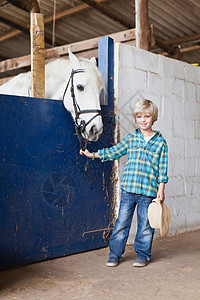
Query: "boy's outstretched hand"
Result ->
[[79, 149, 92, 158], [79, 149, 99, 159]]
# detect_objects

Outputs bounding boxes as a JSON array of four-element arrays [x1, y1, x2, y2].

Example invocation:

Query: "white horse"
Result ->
[[0, 50, 105, 142]]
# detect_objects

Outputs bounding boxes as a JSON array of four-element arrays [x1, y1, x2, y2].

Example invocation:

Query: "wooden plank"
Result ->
[[0, 29, 135, 74], [30, 12, 45, 98], [6, 0, 40, 13], [135, 0, 149, 50], [164, 33, 200, 46], [0, 30, 21, 42]]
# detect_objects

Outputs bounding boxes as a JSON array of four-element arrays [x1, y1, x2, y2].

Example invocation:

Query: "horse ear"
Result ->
[[68, 48, 81, 69], [90, 57, 97, 66]]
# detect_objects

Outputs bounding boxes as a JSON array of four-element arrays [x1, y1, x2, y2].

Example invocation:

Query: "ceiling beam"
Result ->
[[6, 0, 40, 13], [81, 0, 133, 28], [0, 15, 29, 34], [164, 32, 200, 46], [0, 13, 63, 46], [155, 36, 180, 57]]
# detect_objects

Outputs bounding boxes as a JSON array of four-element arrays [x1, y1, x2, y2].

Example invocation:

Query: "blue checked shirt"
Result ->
[[98, 128, 168, 197]]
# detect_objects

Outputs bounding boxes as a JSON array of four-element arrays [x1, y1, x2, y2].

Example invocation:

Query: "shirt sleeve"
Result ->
[[98, 135, 129, 162], [157, 142, 168, 183]]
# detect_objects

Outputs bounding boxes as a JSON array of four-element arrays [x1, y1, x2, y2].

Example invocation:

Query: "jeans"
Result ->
[[109, 189, 155, 262]]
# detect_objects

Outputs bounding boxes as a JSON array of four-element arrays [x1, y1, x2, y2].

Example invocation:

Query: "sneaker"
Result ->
[[106, 257, 119, 267], [133, 256, 148, 267]]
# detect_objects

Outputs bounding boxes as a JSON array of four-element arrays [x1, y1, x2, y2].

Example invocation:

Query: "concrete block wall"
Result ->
[[114, 43, 200, 243]]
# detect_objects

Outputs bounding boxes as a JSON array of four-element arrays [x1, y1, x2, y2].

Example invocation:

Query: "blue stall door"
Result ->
[[0, 94, 114, 270]]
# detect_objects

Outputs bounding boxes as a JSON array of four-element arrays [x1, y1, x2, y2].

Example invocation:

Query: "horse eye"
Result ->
[[77, 84, 84, 91]]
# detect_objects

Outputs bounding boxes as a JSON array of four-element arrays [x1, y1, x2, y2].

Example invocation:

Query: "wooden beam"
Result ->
[[7, 0, 40, 13], [135, 0, 149, 50], [0, 28, 135, 74], [160, 45, 200, 56], [155, 36, 180, 57], [30, 12, 45, 98], [81, 0, 133, 28], [0, 15, 30, 34], [163, 33, 200, 46]]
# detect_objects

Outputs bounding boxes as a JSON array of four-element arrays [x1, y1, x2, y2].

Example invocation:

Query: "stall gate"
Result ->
[[0, 37, 115, 270]]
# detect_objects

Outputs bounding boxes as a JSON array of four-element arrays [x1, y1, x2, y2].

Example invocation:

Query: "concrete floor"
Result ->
[[0, 230, 200, 300]]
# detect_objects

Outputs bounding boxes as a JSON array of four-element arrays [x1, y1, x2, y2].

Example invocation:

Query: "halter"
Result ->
[[62, 69, 102, 150]]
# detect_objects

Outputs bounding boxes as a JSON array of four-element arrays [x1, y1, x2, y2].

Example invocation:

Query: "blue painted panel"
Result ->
[[98, 36, 114, 109], [0, 94, 114, 270]]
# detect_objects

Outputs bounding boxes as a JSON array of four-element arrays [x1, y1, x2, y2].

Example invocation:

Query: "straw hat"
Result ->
[[148, 198, 171, 237]]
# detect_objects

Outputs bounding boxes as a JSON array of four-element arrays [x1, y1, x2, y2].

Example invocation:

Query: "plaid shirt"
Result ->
[[98, 128, 168, 197]]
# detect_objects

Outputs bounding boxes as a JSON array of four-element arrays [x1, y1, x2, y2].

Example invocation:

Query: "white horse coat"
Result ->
[[0, 50, 105, 142]]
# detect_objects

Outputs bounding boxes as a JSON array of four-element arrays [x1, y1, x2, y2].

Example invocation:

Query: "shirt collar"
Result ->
[[135, 128, 161, 138]]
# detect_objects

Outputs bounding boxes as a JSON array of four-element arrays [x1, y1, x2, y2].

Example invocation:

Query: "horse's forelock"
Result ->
[[80, 58, 106, 96]]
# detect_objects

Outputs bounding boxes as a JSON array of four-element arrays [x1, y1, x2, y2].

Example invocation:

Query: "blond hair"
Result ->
[[133, 99, 158, 123]]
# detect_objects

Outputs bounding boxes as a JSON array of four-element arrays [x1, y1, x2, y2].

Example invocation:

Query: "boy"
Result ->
[[80, 99, 168, 267]]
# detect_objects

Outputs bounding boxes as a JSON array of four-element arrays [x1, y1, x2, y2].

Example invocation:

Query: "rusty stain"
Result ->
[[102, 171, 105, 190], [85, 159, 89, 171]]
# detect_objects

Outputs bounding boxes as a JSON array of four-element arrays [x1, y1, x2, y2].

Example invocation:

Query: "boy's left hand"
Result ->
[[157, 182, 165, 202], [157, 190, 165, 202]]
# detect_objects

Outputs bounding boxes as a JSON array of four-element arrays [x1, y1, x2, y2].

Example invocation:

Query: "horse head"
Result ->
[[63, 49, 105, 142]]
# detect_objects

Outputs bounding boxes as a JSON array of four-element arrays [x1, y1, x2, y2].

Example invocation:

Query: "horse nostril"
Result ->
[[89, 125, 97, 137]]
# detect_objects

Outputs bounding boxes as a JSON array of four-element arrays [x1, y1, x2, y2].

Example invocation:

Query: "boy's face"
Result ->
[[136, 112, 153, 131]]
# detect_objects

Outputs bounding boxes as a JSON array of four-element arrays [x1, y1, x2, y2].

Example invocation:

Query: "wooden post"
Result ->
[[30, 12, 45, 98], [135, 0, 149, 50]]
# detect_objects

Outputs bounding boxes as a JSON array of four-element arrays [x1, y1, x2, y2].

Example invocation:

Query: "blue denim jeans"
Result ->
[[109, 189, 155, 262]]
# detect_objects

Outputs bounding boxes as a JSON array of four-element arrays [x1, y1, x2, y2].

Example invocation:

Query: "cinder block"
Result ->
[[169, 215, 186, 234], [196, 157, 200, 175], [185, 157, 196, 177], [173, 196, 187, 216], [172, 136, 185, 157], [184, 63, 200, 84], [185, 138, 200, 157], [134, 47, 159, 74], [173, 118, 185, 137], [184, 99, 200, 121], [173, 95, 184, 120], [166, 176, 185, 198], [155, 116, 172, 138], [196, 121, 200, 139], [147, 72, 163, 94], [162, 56, 185, 79], [185, 213, 200, 230], [184, 81, 196, 103], [161, 95, 174, 118], [196, 84, 200, 103], [174, 78, 185, 98], [119, 67, 147, 92], [118, 43, 135, 68], [162, 76, 174, 97], [185, 177, 200, 197], [172, 156, 185, 177]]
